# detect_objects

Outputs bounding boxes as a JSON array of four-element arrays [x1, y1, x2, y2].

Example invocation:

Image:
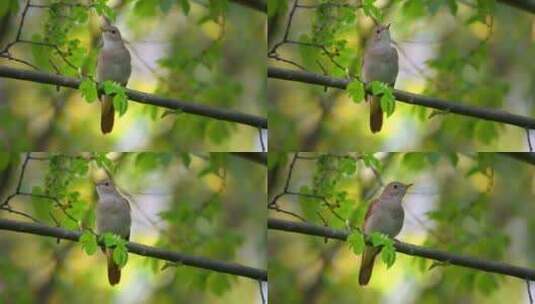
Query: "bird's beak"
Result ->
[[405, 183, 413, 188], [386, 23, 391, 30]]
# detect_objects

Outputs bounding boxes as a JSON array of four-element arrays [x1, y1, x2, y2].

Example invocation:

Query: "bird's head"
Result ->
[[372, 23, 392, 43], [95, 178, 116, 196], [101, 24, 123, 43], [383, 181, 412, 199]]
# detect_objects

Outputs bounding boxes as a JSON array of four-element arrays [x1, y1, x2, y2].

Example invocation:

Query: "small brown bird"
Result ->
[[361, 24, 399, 133], [95, 178, 131, 286], [359, 181, 411, 286], [96, 18, 131, 134]]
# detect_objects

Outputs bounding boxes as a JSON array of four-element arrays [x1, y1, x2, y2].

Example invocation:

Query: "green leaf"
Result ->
[[361, 153, 382, 172], [381, 245, 396, 268], [346, 80, 365, 103], [102, 232, 123, 247], [207, 273, 232, 296], [0, 0, 18, 18], [370, 81, 395, 116], [179, 0, 190, 15], [102, 81, 128, 116], [362, 0, 383, 22], [339, 158, 357, 175], [80, 231, 98, 255], [180, 153, 191, 168], [79, 79, 98, 103], [402, 153, 427, 171], [268, 0, 287, 17], [113, 244, 128, 267], [347, 231, 365, 255]]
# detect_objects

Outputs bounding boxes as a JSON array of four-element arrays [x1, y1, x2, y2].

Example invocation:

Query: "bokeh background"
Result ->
[[268, 1, 535, 151], [268, 152, 535, 303], [0, 152, 266, 303]]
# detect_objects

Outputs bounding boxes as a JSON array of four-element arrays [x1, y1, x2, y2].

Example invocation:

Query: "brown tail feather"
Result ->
[[101, 95, 114, 134], [369, 96, 383, 133], [106, 249, 121, 286], [359, 246, 380, 286]]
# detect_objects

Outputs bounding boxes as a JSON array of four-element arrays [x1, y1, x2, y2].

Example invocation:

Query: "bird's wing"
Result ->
[[364, 198, 380, 222]]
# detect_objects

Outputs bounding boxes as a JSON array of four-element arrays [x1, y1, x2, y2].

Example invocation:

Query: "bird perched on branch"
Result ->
[[361, 23, 398, 133], [359, 181, 411, 286], [96, 18, 131, 134], [95, 178, 131, 286]]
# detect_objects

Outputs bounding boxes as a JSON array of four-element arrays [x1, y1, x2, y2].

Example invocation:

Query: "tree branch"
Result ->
[[268, 67, 535, 130], [268, 218, 535, 281], [0, 66, 267, 129], [0, 218, 267, 281], [229, 0, 266, 12], [500, 152, 535, 165], [497, 0, 535, 13]]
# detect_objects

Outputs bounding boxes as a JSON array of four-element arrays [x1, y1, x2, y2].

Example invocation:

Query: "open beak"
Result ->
[[405, 183, 413, 189]]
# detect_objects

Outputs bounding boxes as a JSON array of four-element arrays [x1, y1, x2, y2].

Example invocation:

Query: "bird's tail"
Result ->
[[369, 95, 383, 133], [101, 95, 114, 134], [359, 246, 380, 286], [106, 248, 121, 286]]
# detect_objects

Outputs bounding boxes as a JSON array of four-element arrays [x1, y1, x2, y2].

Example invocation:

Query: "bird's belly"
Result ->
[[365, 208, 404, 237]]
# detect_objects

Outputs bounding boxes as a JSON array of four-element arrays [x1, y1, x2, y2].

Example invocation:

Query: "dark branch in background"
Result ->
[[268, 218, 535, 281], [500, 152, 535, 165], [528, 280, 534, 304], [268, 67, 535, 130], [0, 218, 267, 281], [0, 66, 267, 129], [229, 0, 266, 12], [497, 0, 535, 13], [230, 152, 267, 166]]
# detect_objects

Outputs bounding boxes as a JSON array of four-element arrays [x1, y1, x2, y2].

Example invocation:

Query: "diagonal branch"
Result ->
[[497, 0, 535, 13], [0, 218, 267, 281], [0, 66, 267, 129], [268, 67, 535, 130], [268, 218, 535, 281]]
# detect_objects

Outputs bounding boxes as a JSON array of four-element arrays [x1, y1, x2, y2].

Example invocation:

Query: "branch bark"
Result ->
[[0, 66, 267, 129], [268, 218, 535, 281], [230, 0, 266, 12], [497, 0, 535, 13], [268, 67, 535, 130], [0, 218, 267, 281]]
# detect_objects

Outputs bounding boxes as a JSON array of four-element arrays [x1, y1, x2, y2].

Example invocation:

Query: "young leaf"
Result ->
[[80, 231, 98, 255], [79, 79, 97, 103], [347, 231, 365, 255], [113, 244, 128, 267], [346, 80, 365, 103]]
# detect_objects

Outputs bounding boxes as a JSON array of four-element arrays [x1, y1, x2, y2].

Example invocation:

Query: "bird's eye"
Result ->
[[104, 182, 109, 186], [111, 30, 116, 34], [376, 30, 380, 34], [393, 184, 398, 189]]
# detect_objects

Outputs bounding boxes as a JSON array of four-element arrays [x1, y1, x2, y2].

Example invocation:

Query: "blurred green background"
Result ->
[[268, 152, 535, 303], [0, 152, 266, 303]]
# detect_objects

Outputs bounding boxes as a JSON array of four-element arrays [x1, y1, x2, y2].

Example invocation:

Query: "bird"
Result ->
[[95, 178, 131, 286], [359, 181, 411, 286], [361, 23, 399, 133], [96, 18, 131, 134]]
